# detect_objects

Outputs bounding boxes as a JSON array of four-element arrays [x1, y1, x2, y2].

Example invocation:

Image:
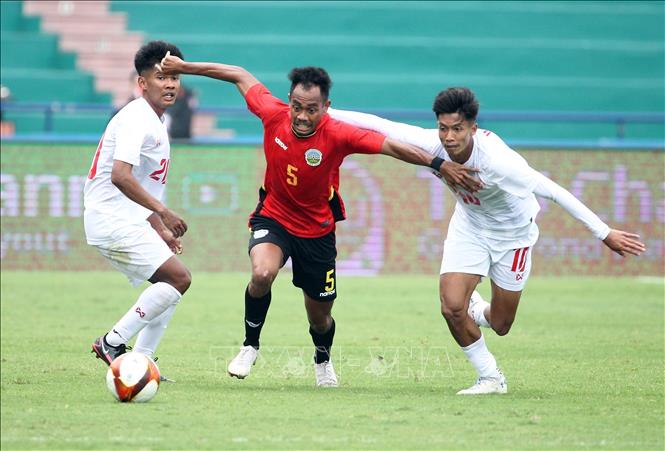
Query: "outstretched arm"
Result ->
[[380, 138, 482, 192], [158, 53, 259, 97], [330, 107, 440, 154], [532, 171, 645, 257], [333, 108, 482, 192]]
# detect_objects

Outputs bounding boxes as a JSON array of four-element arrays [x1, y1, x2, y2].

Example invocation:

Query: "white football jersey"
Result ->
[[328, 107, 610, 249], [444, 128, 540, 240], [84, 97, 171, 244], [328, 108, 540, 243]]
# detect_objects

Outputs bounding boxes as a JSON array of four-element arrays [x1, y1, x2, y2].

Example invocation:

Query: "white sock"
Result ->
[[470, 291, 491, 328], [134, 304, 177, 358], [461, 334, 501, 379], [105, 282, 182, 346]]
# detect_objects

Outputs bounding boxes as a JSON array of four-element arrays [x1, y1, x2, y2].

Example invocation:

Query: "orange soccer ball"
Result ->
[[105, 352, 160, 402]]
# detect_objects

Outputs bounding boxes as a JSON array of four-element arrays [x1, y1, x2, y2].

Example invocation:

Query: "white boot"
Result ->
[[314, 360, 338, 387], [457, 371, 507, 395], [227, 345, 258, 379]]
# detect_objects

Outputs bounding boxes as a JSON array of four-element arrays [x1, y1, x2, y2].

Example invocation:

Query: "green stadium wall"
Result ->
[[1, 143, 663, 277], [2, 1, 663, 141], [106, 1, 665, 141]]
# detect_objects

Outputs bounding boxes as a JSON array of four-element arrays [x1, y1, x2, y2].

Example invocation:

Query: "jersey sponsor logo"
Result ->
[[516, 274, 523, 281], [135, 307, 146, 318], [274, 137, 288, 150], [253, 229, 269, 239], [319, 289, 336, 297], [304, 149, 323, 166]]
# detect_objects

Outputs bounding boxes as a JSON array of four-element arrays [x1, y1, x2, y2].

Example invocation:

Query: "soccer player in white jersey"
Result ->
[[328, 87, 646, 395], [84, 41, 192, 378]]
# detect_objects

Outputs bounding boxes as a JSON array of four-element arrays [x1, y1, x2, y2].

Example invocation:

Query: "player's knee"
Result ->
[[173, 267, 192, 295], [152, 264, 191, 295], [439, 295, 466, 324], [492, 320, 513, 336], [441, 308, 466, 326], [251, 267, 277, 291]]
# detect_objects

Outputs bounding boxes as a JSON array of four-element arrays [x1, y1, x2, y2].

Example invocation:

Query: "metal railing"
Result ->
[[1, 101, 663, 149]]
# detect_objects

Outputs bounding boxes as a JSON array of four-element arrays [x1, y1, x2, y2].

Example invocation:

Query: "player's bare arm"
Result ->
[[159, 53, 259, 97], [436, 160, 483, 193], [602, 230, 645, 257], [147, 213, 184, 254], [110, 160, 188, 237], [380, 137, 482, 192]]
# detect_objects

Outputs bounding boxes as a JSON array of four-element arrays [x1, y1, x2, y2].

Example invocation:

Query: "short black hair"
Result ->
[[432, 87, 479, 122], [134, 40, 183, 75], [288, 67, 332, 100]]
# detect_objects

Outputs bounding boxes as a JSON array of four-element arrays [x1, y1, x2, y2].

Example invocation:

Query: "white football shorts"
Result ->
[[91, 222, 174, 287], [440, 215, 538, 291]]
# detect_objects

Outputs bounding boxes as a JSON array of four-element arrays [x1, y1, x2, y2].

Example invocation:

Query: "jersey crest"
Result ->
[[304, 149, 323, 166]]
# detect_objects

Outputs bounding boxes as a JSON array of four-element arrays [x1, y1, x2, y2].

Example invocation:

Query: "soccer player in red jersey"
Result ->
[[159, 55, 481, 386]]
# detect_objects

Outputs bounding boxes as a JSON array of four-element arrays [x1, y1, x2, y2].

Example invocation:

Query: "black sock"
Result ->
[[309, 319, 335, 364], [243, 286, 271, 348]]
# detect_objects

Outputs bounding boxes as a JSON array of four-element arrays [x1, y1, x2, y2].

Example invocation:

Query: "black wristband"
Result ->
[[429, 156, 444, 171]]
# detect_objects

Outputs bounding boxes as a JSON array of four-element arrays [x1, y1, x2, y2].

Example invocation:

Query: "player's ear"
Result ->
[[137, 74, 148, 91], [324, 99, 331, 110]]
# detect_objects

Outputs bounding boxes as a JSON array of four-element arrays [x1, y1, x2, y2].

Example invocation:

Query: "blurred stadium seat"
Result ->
[[1, 0, 663, 141], [111, 3, 664, 108], [2, 2, 111, 105]]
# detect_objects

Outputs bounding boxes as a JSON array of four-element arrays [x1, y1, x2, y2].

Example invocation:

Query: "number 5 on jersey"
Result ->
[[287, 164, 298, 186]]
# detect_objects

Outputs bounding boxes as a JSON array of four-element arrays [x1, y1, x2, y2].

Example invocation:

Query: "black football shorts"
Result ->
[[248, 215, 337, 301]]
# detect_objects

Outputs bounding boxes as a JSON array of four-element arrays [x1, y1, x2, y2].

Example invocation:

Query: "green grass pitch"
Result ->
[[1, 272, 663, 450]]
